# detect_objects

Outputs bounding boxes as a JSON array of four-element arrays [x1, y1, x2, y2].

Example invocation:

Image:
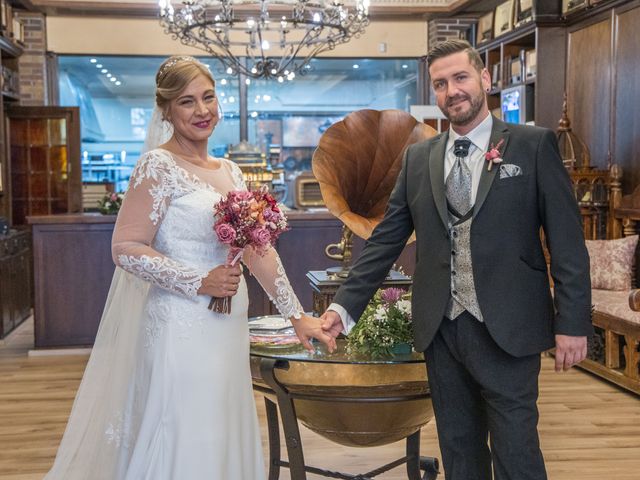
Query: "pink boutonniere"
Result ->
[[484, 139, 505, 171]]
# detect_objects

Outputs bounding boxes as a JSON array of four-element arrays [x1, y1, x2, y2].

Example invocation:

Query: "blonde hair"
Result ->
[[155, 56, 216, 115]]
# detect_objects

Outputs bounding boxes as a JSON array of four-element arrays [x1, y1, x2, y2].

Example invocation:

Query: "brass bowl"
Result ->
[[250, 343, 433, 448]]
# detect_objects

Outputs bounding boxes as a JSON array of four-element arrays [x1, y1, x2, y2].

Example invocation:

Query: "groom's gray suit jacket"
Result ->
[[333, 117, 592, 357]]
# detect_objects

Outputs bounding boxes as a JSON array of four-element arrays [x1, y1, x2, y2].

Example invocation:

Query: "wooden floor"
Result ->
[[1, 318, 639, 480]]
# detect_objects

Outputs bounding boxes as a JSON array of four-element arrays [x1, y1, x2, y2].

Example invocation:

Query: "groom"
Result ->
[[320, 40, 592, 480]]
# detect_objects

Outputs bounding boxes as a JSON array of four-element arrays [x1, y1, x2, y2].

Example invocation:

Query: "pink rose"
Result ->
[[233, 190, 253, 202], [250, 226, 271, 247], [214, 223, 237, 244]]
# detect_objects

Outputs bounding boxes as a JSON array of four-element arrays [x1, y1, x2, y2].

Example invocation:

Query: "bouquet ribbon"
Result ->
[[208, 246, 243, 313]]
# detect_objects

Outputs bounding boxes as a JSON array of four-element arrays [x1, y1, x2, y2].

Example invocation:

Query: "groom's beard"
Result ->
[[443, 90, 485, 127]]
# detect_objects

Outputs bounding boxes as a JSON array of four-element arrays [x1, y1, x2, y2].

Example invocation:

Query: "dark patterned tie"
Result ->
[[446, 138, 473, 216]]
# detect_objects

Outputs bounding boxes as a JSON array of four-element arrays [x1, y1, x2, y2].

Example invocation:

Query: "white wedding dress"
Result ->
[[45, 149, 304, 480]]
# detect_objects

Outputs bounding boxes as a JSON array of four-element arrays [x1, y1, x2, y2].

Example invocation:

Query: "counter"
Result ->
[[28, 212, 415, 348]]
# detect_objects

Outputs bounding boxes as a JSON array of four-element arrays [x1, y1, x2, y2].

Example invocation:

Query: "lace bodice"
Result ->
[[111, 148, 304, 320]]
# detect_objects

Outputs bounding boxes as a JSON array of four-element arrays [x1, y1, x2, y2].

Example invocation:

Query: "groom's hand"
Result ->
[[321, 310, 345, 339], [291, 314, 337, 353], [554, 334, 587, 372]]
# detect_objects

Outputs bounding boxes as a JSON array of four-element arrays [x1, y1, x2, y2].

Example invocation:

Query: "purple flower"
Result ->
[[380, 288, 404, 303], [214, 223, 237, 244]]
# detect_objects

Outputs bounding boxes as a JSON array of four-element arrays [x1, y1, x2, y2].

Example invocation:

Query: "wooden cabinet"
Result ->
[[8, 106, 81, 225], [0, 229, 31, 338]]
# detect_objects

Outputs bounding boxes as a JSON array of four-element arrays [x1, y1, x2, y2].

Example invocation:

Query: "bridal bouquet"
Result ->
[[209, 185, 289, 313], [346, 288, 414, 358]]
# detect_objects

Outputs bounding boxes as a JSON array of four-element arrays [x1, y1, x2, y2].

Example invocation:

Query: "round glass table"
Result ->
[[250, 340, 439, 480]]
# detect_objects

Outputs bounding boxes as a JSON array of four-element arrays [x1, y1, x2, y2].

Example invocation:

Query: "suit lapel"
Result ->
[[473, 118, 510, 218], [429, 132, 449, 230]]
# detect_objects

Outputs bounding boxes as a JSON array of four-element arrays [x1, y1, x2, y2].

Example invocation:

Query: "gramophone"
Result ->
[[308, 109, 436, 312]]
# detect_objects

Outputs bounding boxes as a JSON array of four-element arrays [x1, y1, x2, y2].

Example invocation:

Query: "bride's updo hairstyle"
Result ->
[[155, 56, 216, 117]]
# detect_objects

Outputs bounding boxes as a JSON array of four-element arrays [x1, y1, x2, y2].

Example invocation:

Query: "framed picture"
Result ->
[[562, 0, 588, 15], [477, 12, 493, 44], [491, 61, 502, 89], [493, 0, 514, 38]]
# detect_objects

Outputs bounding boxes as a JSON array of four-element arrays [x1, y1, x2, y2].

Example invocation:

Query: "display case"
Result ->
[[0, 229, 31, 338], [8, 106, 82, 224]]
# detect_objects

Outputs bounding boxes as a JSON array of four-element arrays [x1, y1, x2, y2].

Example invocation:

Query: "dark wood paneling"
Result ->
[[614, 5, 640, 194], [32, 223, 114, 347], [567, 19, 612, 170], [535, 27, 567, 130]]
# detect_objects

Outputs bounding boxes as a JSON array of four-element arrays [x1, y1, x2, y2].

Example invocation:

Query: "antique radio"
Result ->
[[562, 0, 588, 15], [294, 172, 324, 209], [515, 0, 533, 27], [525, 49, 537, 79], [493, 0, 514, 38], [477, 12, 494, 45]]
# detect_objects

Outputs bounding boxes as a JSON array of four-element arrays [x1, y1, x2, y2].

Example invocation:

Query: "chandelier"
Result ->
[[158, 0, 370, 80]]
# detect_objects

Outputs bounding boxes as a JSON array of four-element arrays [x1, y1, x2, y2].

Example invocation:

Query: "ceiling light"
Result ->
[[159, 0, 369, 80]]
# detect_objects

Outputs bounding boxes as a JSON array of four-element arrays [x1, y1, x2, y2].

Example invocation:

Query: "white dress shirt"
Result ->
[[329, 113, 494, 334]]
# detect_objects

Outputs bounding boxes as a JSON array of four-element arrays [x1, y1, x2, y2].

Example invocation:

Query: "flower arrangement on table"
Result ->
[[346, 288, 413, 358], [210, 185, 289, 313], [98, 192, 124, 215]]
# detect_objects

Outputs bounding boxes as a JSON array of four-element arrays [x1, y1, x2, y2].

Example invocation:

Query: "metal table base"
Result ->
[[258, 357, 440, 480]]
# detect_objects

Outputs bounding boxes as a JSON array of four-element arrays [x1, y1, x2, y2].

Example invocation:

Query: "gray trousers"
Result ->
[[424, 311, 547, 480]]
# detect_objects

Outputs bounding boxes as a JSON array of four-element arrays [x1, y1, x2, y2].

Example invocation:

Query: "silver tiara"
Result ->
[[157, 56, 199, 83]]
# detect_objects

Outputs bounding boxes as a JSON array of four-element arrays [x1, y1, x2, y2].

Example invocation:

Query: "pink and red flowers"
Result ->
[[212, 185, 288, 255], [209, 186, 289, 313], [484, 138, 505, 171]]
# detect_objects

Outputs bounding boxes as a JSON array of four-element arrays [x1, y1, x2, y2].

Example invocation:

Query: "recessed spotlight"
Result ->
[[106, 73, 112, 78], [110, 77, 116, 82], [101, 69, 108, 73], [90, 58, 97, 63], [402, 64, 408, 69], [96, 64, 103, 68], [115, 81, 122, 86], [226, 67, 233, 75], [220, 78, 227, 85], [245, 78, 251, 85], [352, 64, 359, 69]]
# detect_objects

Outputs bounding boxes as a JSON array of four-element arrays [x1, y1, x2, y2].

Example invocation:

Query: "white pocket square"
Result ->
[[499, 164, 523, 179]]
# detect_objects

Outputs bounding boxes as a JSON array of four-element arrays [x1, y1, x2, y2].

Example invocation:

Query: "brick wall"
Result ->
[[15, 12, 47, 105], [427, 17, 476, 47]]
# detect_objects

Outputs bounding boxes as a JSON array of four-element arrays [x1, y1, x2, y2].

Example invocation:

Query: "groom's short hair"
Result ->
[[426, 39, 485, 73]]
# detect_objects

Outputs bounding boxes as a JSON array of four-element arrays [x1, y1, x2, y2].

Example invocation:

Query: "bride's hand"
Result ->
[[198, 264, 242, 297], [291, 314, 337, 353]]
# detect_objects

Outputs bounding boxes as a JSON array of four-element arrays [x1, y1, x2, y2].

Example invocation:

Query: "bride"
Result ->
[[45, 55, 335, 479]]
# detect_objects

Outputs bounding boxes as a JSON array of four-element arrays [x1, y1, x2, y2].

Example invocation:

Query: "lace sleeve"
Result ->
[[243, 246, 304, 320], [228, 160, 247, 190], [112, 150, 208, 298]]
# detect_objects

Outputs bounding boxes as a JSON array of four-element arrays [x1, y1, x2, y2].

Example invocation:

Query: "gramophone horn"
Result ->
[[313, 109, 437, 241]]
